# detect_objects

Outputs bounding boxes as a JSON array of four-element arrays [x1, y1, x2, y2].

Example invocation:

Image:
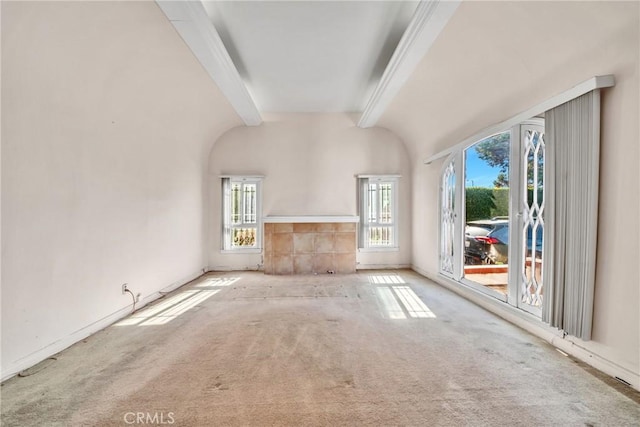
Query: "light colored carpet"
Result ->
[[2, 270, 639, 426]]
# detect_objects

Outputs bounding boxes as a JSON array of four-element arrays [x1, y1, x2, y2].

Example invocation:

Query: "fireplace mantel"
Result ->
[[264, 216, 359, 223]]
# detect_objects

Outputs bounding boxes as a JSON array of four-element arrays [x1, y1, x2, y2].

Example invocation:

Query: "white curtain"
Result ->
[[542, 90, 601, 340]]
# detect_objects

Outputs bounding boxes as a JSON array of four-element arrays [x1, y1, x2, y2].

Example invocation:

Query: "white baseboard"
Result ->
[[1, 269, 205, 383], [411, 265, 640, 392], [207, 265, 263, 272], [159, 269, 205, 294], [356, 263, 411, 270]]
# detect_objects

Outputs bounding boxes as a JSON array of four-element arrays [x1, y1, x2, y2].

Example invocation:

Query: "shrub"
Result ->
[[465, 187, 510, 221], [465, 187, 496, 221]]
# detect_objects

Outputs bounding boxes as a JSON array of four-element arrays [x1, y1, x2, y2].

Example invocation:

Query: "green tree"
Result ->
[[494, 172, 509, 188], [474, 132, 510, 187], [474, 131, 544, 188]]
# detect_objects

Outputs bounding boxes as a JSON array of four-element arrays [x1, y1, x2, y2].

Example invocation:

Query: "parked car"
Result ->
[[465, 219, 509, 264], [464, 218, 542, 265]]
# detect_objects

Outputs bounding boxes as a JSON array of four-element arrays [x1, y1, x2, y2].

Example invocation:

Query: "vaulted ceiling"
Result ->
[[156, 0, 460, 127]]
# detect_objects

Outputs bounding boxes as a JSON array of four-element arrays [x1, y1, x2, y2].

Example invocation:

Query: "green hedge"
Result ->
[[465, 187, 509, 221], [465, 187, 542, 221]]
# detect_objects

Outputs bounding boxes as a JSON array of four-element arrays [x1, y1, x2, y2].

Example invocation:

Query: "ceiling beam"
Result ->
[[358, 0, 461, 129], [156, 1, 262, 126]]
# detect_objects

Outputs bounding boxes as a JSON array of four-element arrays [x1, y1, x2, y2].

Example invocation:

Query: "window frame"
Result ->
[[460, 129, 513, 303], [358, 175, 400, 251], [221, 176, 263, 253], [438, 120, 546, 313], [439, 152, 463, 280]]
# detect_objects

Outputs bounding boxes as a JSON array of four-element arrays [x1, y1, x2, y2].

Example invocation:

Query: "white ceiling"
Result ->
[[156, 0, 460, 126], [201, 1, 419, 113]]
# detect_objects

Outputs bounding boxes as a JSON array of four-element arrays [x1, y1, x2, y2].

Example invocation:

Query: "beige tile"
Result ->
[[334, 232, 356, 253], [274, 223, 294, 233], [263, 254, 273, 274], [313, 254, 334, 274], [293, 233, 315, 254], [272, 233, 293, 254], [293, 254, 314, 274], [334, 253, 356, 274], [293, 223, 316, 233], [264, 233, 273, 255], [316, 223, 336, 232], [272, 255, 293, 275], [335, 222, 356, 232], [264, 223, 274, 234], [314, 233, 335, 253]]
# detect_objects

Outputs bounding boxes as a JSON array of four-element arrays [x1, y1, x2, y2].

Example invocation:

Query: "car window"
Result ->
[[491, 226, 509, 244], [527, 227, 543, 251]]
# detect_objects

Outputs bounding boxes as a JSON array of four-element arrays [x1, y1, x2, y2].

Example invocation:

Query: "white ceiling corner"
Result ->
[[155, 0, 262, 126], [358, 0, 461, 128], [203, 1, 420, 114], [156, 1, 460, 128]]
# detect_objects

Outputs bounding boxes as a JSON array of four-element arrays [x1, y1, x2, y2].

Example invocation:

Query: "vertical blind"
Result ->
[[543, 90, 601, 340]]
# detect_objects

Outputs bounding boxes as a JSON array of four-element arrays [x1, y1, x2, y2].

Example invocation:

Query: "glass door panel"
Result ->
[[440, 159, 457, 277], [517, 124, 545, 312], [462, 132, 511, 298]]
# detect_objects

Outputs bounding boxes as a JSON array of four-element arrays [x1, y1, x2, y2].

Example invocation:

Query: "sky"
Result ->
[[465, 147, 503, 188]]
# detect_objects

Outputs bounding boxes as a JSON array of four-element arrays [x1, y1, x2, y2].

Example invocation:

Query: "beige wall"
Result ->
[[1, 1, 241, 379], [379, 1, 639, 388], [208, 113, 412, 271]]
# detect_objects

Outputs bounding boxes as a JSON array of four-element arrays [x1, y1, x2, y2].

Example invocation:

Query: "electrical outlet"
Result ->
[[122, 283, 128, 294], [136, 293, 141, 303]]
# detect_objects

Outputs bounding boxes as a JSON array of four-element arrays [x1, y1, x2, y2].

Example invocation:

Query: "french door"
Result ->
[[440, 119, 546, 316], [439, 152, 463, 280], [508, 121, 545, 315]]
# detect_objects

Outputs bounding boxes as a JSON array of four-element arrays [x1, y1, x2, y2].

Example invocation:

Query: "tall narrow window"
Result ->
[[519, 125, 545, 309], [359, 176, 399, 249], [440, 159, 457, 275], [222, 177, 262, 251]]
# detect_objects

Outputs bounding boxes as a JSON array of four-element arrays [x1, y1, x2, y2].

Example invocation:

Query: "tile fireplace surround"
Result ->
[[263, 216, 358, 275]]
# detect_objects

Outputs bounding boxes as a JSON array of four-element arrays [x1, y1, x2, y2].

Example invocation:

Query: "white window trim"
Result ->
[[359, 247, 400, 253], [221, 176, 263, 254], [358, 175, 400, 251]]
